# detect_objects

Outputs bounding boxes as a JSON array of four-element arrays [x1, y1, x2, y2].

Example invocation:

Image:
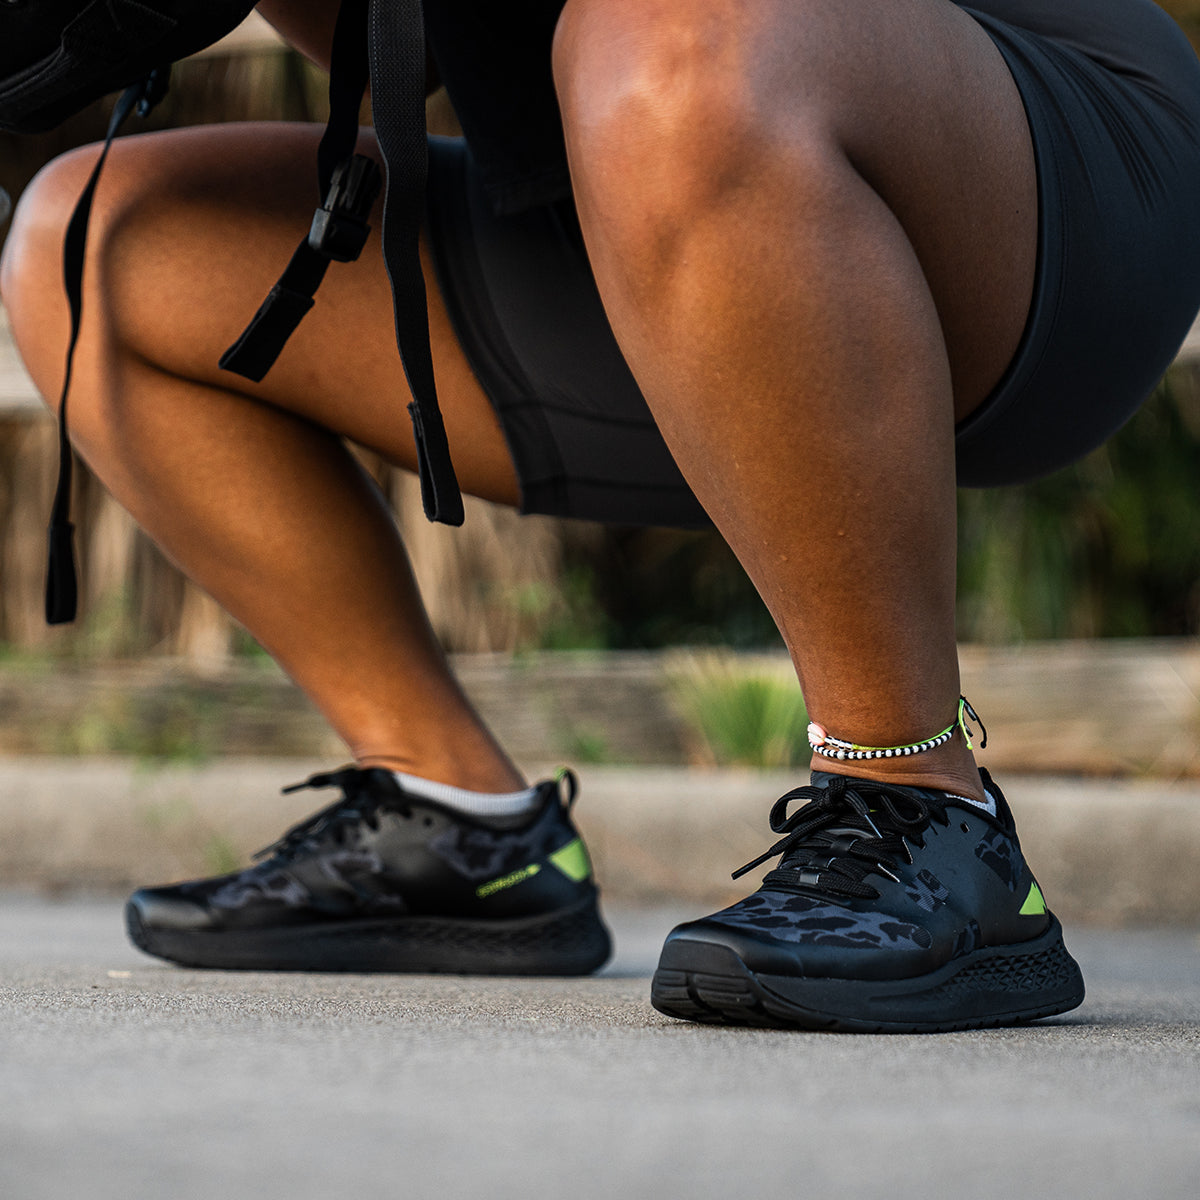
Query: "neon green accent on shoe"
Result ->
[[475, 863, 541, 899], [1020, 881, 1047, 916], [549, 838, 591, 883]]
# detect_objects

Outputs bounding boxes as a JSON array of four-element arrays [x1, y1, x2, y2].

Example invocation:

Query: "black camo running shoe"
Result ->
[[651, 769, 1084, 1031], [126, 767, 611, 975]]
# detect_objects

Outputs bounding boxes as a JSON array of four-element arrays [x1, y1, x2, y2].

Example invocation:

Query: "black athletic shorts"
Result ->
[[426, 0, 1200, 524]]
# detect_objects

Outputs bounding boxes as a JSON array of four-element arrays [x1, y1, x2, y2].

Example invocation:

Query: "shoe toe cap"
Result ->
[[660, 905, 943, 981], [126, 888, 213, 934], [660, 918, 819, 977]]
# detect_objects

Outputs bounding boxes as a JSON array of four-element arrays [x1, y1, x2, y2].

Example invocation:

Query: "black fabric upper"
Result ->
[[129, 768, 596, 931], [665, 769, 1051, 982]]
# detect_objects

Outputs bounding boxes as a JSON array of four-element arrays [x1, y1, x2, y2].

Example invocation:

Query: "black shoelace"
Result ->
[[732, 776, 950, 900], [253, 767, 410, 863]]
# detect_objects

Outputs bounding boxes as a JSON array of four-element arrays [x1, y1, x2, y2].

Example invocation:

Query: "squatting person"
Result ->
[[4, 0, 1200, 1029]]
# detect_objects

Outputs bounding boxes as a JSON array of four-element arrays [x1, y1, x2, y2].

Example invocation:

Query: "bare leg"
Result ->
[[1, 123, 524, 791], [555, 0, 1038, 801]]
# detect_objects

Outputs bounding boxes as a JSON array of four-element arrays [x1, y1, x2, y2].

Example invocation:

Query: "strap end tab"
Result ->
[[220, 284, 317, 382], [45, 521, 78, 625], [408, 402, 465, 526]]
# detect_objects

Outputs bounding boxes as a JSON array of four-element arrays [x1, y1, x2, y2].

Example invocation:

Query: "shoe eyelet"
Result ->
[[422, 817, 433, 828], [960, 822, 971, 833]]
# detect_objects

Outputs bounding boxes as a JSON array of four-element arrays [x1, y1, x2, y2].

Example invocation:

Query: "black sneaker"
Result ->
[[651, 769, 1084, 1031], [126, 767, 611, 975]]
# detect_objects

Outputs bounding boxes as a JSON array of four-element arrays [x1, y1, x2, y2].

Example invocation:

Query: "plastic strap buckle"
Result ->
[[308, 154, 382, 263], [135, 65, 172, 119]]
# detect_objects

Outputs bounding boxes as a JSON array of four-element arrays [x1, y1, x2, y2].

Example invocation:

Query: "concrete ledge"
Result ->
[[2, 757, 1198, 926], [2, 642, 1198, 773]]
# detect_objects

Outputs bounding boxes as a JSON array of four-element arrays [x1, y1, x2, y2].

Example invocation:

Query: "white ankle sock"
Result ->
[[952, 788, 998, 817], [391, 772, 541, 818]]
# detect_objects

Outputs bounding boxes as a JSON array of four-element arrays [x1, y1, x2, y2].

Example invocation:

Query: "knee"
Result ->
[[0, 153, 92, 316], [1, 142, 160, 427], [553, 0, 843, 248], [2, 146, 102, 412], [553, 0, 773, 207]]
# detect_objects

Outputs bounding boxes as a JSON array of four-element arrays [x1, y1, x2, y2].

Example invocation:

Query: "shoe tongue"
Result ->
[[808, 770, 996, 817], [809, 770, 943, 803]]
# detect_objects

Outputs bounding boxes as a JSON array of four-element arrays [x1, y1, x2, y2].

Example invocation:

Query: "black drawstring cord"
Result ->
[[46, 67, 169, 625]]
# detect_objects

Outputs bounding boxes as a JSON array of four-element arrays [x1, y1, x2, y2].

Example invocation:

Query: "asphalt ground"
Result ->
[[1, 894, 1198, 1200]]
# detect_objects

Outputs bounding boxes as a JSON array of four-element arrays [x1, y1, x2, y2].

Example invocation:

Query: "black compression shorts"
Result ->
[[426, 0, 1200, 524]]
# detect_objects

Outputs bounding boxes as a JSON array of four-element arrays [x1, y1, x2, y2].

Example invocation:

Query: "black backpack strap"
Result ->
[[219, 0, 380, 380], [222, 0, 464, 526], [368, 0, 463, 525], [48, 0, 464, 627], [46, 67, 170, 625]]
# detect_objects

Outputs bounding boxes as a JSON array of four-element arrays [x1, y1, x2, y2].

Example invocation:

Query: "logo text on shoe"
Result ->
[[476, 864, 542, 898]]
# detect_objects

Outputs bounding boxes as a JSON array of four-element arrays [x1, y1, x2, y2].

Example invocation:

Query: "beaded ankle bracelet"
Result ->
[[807, 696, 987, 762]]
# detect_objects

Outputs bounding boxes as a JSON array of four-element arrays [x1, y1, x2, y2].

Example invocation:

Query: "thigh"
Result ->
[[555, 0, 1040, 419], [6, 120, 522, 506]]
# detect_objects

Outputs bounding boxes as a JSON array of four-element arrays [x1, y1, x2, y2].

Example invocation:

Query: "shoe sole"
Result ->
[[650, 915, 1085, 1032], [126, 893, 611, 976]]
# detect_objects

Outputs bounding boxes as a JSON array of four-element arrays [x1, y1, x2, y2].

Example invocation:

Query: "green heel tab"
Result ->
[[1020, 881, 1047, 916]]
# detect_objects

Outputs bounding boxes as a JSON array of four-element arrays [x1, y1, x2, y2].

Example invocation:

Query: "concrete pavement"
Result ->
[[1, 895, 1199, 1200]]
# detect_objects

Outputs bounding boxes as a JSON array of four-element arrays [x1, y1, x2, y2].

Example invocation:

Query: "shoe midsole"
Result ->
[[656, 916, 1084, 1025], [128, 894, 611, 975]]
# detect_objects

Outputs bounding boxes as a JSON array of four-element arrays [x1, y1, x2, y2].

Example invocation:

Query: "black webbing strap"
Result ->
[[46, 69, 169, 625], [47, 0, 462, 627], [369, 0, 463, 524], [219, 0, 378, 381], [223, 0, 462, 523]]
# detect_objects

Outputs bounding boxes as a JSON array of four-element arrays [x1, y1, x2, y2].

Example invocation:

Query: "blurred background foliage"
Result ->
[[666, 652, 811, 768], [957, 370, 1200, 641], [2, 18, 1200, 663]]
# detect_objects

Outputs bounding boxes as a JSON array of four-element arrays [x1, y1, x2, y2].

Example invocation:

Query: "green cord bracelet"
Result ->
[[807, 696, 988, 762]]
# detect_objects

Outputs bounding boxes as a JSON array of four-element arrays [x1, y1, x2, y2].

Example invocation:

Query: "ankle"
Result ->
[[355, 753, 527, 794], [805, 696, 988, 802], [815, 747, 985, 804]]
